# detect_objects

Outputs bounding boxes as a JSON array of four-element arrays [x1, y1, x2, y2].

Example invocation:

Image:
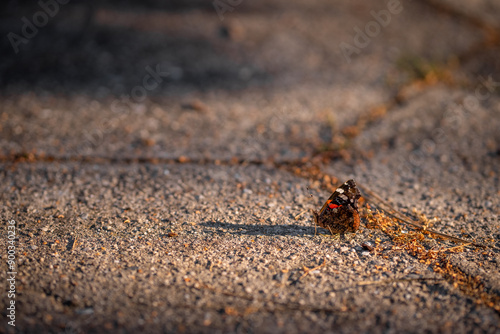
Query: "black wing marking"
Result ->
[[318, 179, 357, 214]]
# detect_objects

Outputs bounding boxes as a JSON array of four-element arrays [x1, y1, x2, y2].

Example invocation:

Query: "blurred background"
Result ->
[[1, 0, 499, 164]]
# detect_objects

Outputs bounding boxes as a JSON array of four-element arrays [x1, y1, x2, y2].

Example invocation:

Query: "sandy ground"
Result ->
[[1, 0, 499, 333]]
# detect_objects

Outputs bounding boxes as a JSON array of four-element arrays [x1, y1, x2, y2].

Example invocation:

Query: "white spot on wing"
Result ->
[[336, 188, 344, 194]]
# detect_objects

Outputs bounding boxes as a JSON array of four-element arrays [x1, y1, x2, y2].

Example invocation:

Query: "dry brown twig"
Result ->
[[299, 258, 328, 280]]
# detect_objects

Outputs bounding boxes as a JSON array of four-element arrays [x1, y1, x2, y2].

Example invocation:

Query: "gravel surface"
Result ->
[[2, 163, 498, 333]]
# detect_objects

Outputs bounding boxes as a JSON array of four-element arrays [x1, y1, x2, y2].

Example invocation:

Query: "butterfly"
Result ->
[[312, 179, 361, 234]]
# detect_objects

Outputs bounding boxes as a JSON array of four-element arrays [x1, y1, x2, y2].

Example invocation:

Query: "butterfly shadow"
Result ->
[[199, 221, 319, 236]]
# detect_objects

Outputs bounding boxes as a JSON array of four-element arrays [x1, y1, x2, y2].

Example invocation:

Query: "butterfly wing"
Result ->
[[314, 179, 361, 234], [318, 179, 359, 213]]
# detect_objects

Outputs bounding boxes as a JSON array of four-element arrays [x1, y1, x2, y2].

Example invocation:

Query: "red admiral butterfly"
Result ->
[[313, 179, 361, 234]]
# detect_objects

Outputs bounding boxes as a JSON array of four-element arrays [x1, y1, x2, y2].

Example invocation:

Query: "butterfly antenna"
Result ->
[[306, 186, 314, 199]]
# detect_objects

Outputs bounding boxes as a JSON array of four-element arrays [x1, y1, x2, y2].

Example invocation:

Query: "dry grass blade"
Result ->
[[294, 210, 308, 220], [188, 277, 348, 314], [358, 184, 486, 248], [431, 244, 472, 253], [355, 277, 443, 287]]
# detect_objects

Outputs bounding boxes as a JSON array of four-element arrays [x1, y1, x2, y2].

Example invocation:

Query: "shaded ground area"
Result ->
[[1, 0, 500, 333]]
